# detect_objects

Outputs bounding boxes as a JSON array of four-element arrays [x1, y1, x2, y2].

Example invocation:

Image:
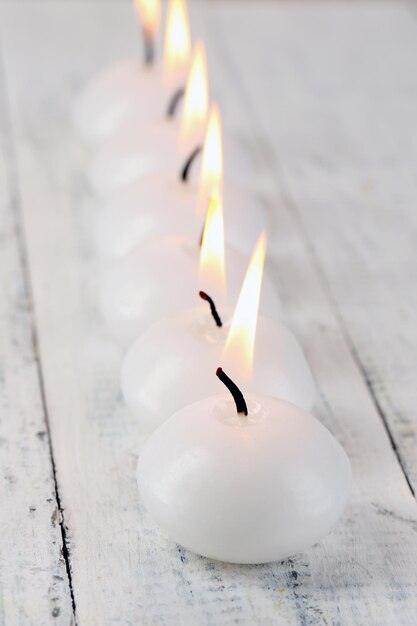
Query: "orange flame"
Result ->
[[163, 0, 191, 89], [178, 41, 209, 155], [199, 192, 226, 303], [222, 233, 267, 382], [134, 0, 161, 37], [199, 103, 223, 208]]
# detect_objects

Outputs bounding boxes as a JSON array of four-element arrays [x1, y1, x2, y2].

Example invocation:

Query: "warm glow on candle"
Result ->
[[179, 41, 209, 154], [199, 192, 226, 302], [134, 0, 161, 37], [163, 0, 191, 89], [199, 103, 223, 208], [222, 232, 267, 382]]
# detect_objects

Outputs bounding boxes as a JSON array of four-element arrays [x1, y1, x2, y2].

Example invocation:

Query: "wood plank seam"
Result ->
[[270, 179, 416, 499], [0, 40, 77, 624], [268, 133, 415, 501], [272, 135, 417, 502], [209, 7, 416, 502], [338, 327, 415, 496]]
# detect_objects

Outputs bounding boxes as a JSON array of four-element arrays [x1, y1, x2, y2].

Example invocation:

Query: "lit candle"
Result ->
[[99, 195, 280, 345], [93, 104, 266, 258], [121, 233, 314, 432], [137, 373, 351, 563], [74, 0, 191, 145], [87, 41, 209, 196]]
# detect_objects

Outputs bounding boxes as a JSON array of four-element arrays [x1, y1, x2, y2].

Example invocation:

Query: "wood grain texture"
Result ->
[[0, 43, 74, 626], [0, 1, 416, 625]]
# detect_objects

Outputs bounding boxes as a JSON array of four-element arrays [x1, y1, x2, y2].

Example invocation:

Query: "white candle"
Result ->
[[137, 387, 351, 564], [99, 198, 280, 345], [94, 175, 262, 258], [93, 104, 266, 257], [73, 0, 191, 145], [121, 234, 314, 431], [87, 41, 209, 195], [122, 307, 315, 431]]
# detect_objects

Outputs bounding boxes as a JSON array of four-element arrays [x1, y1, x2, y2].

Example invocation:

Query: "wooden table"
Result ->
[[1, 1, 416, 624]]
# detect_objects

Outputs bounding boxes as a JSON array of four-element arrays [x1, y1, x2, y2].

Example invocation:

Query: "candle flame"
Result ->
[[134, 0, 161, 37], [179, 41, 209, 155], [222, 232, 267, 382], [163, 0, 191, 89], [199, 103, 223, 210], [199, 192, 226, 303]]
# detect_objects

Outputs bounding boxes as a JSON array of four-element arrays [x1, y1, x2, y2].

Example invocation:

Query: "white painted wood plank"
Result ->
[[210, 0, 417, 494], [0, 48, 74, 626], [1, 1, 417, 625]]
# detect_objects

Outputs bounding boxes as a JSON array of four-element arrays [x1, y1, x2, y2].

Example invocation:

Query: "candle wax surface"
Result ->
[[121, 306, 315, 432], [93, 171, 267, 258], [88, 119, 180, 196], [98, 236, 281, 346], [138, 394, 351, 564], [73, 60, 167, 146], [88, 121, 254, 197]]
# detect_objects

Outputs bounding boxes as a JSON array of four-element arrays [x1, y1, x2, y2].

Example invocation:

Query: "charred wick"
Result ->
[[199, 291, 222, 327], [180, 145, 202, 182], [216, 368, 248, 416], [166, 86, 185, 118], [143, 31, 155, 66]]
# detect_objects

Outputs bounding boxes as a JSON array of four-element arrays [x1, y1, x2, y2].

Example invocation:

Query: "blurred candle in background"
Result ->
[[92, 103, 267, 260], [74, 0, 191, 146], [87, 40, 209, 195], [98, 195, 279, 345]]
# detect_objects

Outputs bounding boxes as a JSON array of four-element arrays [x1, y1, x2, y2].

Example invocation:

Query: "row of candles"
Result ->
[[74, 0, 351, 564]]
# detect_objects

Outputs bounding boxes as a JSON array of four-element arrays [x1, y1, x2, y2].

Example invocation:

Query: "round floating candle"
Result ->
[[94, 175, 261, 258], [88, 40, 209, 196], [93, 104, 266, 258], [99, 197, 280, 345], [73, 0, 191, 145], [121, 234, 314, 431], [137, 370, 351, 564]]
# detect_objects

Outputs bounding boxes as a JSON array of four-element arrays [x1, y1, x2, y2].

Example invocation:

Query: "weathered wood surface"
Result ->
[[0, 1, 416, 625], [0, 46, 73, 624]]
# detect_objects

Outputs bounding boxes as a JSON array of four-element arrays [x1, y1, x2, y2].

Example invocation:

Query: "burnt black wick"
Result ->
[[166, 86, 185, 118], [143, 31, 155, 66], [216, 368, 248, 416], [199, 291, 222, 327], [180, 145, 202, 182]]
